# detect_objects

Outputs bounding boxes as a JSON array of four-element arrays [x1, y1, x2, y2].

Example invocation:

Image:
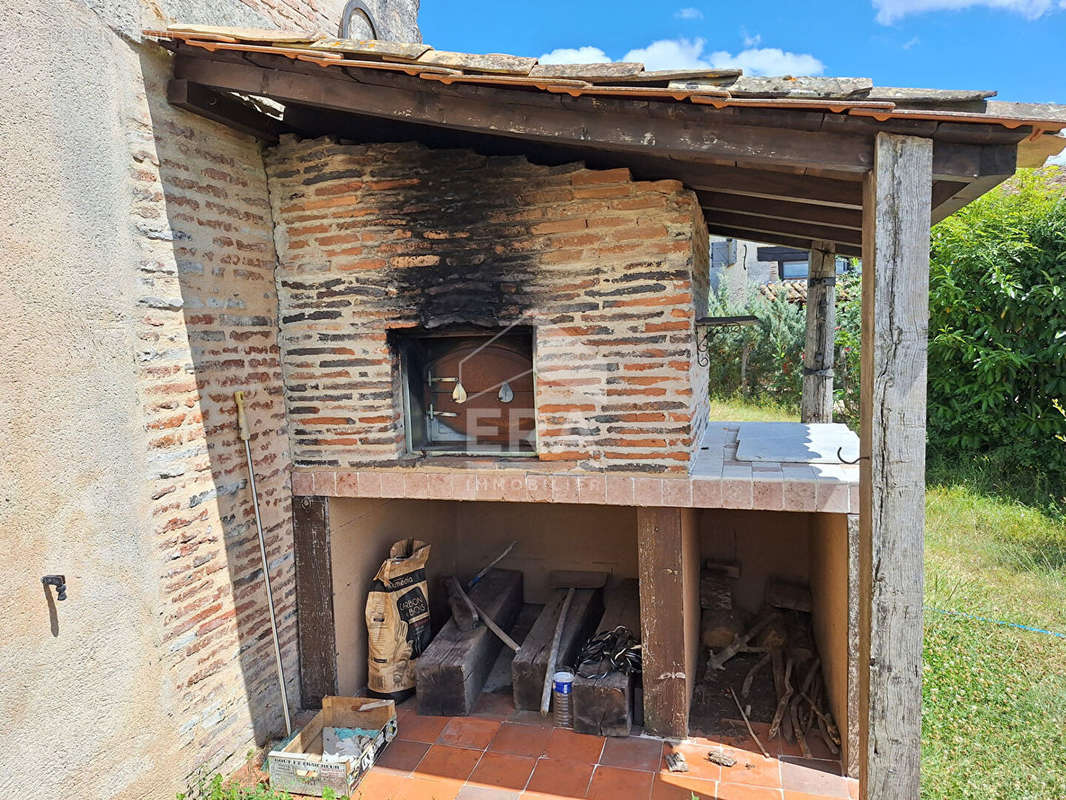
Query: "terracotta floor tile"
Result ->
[[661, 742, 723, 782], [401, 712, 451, 744], [474, 691, 518, 720], [773, 736, 806, 758], [804, 734, 839, 761], [546, 728, 606, 763], [416, 744, 484, 782], [780, 758, 847, 798], [715, 784, 784, 800], [717, 748, 782, 789], [784, 793, 835, 800], [490, 721, 553, 757], [526, 757, 595, 797], [587, 765, 655, 800], [459, 786, 522, 799], [376, 739, 431, 773], [511, 710, 556, 728], [404, 774, 465, 800], [351, 769, 412, 800], [469, 752, 537, 791], [440, 717, 503, 750], [715, 721, 772, 750], [651, 773, 719, 799], [600, 736, 663, 771]]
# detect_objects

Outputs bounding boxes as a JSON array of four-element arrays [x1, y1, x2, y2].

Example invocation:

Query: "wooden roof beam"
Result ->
[[698, 192, 862, 229], [174, 52, 881, 174], [706, 224, 862, 258], [706, 211, 863, 248]]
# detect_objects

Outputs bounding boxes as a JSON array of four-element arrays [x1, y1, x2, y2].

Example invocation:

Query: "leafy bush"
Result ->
[[927, 168, 1066, 489], [704, 274, 861, 421], [704, 286, 805, 405]]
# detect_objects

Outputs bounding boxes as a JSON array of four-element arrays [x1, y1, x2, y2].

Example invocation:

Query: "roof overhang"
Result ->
[[147, 29, 1066, 257]]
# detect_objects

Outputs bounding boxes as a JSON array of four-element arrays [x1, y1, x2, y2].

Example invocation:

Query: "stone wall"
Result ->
[[0, 0, 419, 797], [265, 139, 710, 474]]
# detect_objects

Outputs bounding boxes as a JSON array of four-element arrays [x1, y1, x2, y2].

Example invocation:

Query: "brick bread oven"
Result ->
[[265, 138, 710, 474]]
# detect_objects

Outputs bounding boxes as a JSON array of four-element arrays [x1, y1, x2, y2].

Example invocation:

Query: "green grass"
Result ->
[[709, 395, 799, 422], [712, 395, 1066, 798], [922, 478, 1066, 800]]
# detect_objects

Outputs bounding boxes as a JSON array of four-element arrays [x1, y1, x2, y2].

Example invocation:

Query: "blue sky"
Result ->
[[421, 0, 1065, 104]]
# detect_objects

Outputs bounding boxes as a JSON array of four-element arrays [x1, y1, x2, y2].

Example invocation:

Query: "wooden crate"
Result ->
[[268, 696, 397, 797]]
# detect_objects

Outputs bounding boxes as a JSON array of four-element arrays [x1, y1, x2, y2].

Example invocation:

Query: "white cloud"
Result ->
[[902, 36, 920, 49], [675, 7, 704, 19], [620, 37, 824, 76], [623, 38, 712, 70], [873, 0, 1062, 24], [743, 31, 763, 47], [708, 47, 825, 76], [538, 46, 610, 64]]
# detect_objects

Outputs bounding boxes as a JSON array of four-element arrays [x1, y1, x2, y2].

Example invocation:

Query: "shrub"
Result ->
[[704, 286, 805, 405], [704, 275, 861, 420], [927, 168, 1066, 488]]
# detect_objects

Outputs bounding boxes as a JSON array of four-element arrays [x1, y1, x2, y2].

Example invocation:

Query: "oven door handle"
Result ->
[[427, 404, 459, 420]]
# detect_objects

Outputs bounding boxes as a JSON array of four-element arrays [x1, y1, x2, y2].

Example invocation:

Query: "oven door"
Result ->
[[422, 335, 535, 453]]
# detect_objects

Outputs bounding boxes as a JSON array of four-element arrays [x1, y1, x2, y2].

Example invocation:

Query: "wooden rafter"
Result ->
[[698, 192, 862, 229], [706, 225, 863, 258], [164, 46, 1025, 249]]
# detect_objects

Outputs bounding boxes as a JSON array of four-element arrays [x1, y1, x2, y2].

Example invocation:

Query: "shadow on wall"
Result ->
[[133, 45, 297, 767]]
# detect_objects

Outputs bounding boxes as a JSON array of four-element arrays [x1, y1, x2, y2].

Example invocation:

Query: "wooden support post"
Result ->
[[802, 242, 838, 423], [859, 133, 933, 800], [292, 495, 336, 708], [636, 507, 700, 739]]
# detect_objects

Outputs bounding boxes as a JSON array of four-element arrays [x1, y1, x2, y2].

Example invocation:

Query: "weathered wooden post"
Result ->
[[636, 507, 700, 739], [859, 133, 932, 800], [802, 242, 837, 422]]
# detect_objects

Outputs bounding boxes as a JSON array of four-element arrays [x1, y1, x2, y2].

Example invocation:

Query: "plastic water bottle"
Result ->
[[552, 671, 575, 728]]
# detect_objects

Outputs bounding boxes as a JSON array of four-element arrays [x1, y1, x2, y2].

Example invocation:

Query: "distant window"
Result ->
[[777, 257, 853, 281], [780, 260, 809, 279]]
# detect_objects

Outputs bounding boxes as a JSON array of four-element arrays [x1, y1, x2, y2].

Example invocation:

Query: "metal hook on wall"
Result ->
[[837, 447, 860, 465]]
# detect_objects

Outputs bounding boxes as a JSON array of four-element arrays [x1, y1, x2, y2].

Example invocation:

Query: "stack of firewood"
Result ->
[[700, 572, 841, 757]]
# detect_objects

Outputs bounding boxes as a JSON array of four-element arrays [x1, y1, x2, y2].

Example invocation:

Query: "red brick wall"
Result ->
[[265, 138, 710, 474], [128, 54, 298, 784]]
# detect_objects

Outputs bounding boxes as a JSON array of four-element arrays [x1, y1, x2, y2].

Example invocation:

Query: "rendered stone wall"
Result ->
[[0, 1, 419, 798], [265, 138, 710, 474]]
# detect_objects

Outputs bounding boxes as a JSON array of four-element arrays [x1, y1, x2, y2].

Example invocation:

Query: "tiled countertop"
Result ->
[[291, 422, 860, 513]]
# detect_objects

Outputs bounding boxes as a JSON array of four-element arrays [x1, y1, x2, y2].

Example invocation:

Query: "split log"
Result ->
[[768, 655, 794, 740], [416, 569, 523, 716], [741, 652, 771, 699], [513, 586, 604, 711], [706, 611, 778, 673]]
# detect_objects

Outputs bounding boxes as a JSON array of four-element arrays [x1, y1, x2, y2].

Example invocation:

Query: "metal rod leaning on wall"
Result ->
[[235, 390, 293, 736]]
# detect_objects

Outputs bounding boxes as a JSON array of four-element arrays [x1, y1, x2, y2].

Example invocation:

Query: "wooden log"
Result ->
[[859, 132, 933, 800], [292, 495, 336, 707], [512, 587, 604, 711], [573, 579, 641, 737], [802, 244, 838, 423], [416, 569, 523, 716]]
